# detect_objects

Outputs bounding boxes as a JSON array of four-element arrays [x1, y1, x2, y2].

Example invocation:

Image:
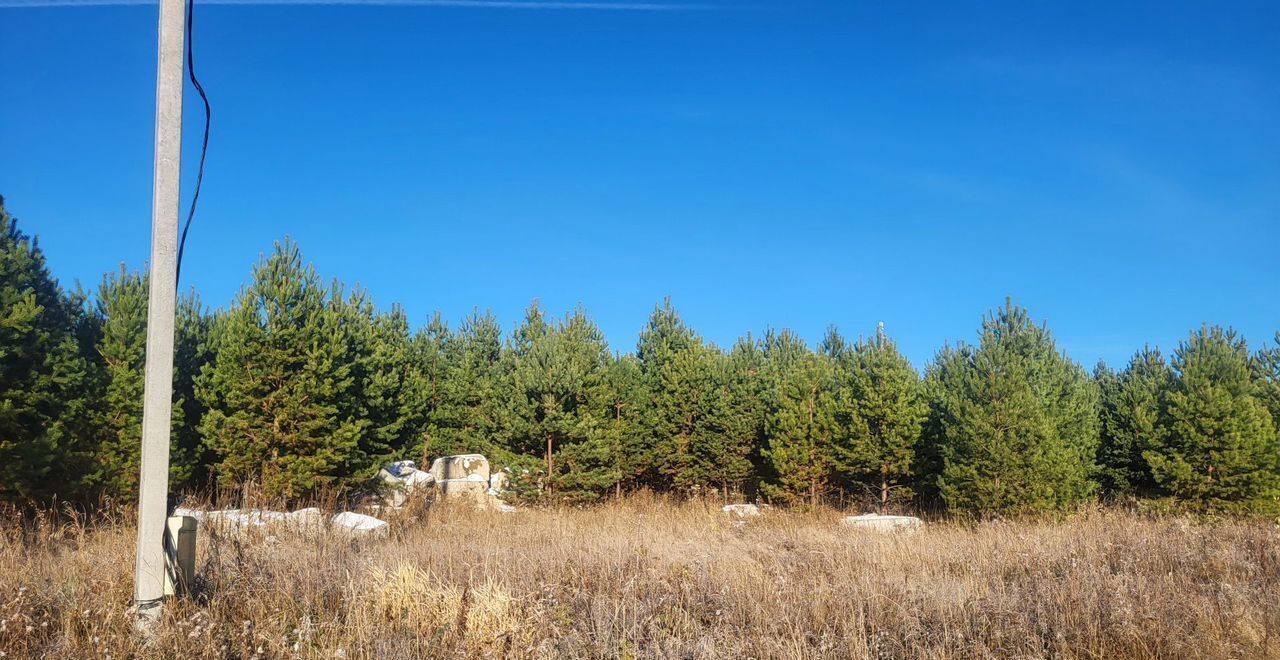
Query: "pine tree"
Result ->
[[762, 327, 811, 374], [1095, 347, 1171, 497], [172, 292, 213, 490], [704, 337, 767, 499], [663, 343, 721, 493], [603, 353, 650, 495], [652, 343, 757, 498], [635, 299, 710, 492], [328, 287, 417, 470], [928, 300, 1100, 514], [829, 325, 925, 510], [1253, 332, 1280, 439], [757, 328, 815, 493], [407, 312, 454, 462], [507, 305, 615, 500], [0, 197, 95, 502], [88, 266, 148, 498], [1146, 327, 1279, 512], [761, 346, 838, 506], [917, 343, 967, 504], [90, 267, 179, 496], [503, 302, 550, 463], [196, 240, 370, 500], [431, 309, 506, 459], [85, 265, 212, 499]]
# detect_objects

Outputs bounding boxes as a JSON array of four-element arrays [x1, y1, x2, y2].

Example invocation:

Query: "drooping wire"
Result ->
[[175, 0, 210, 289]]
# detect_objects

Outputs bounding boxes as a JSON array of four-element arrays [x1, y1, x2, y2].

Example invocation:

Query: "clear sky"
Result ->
[[1, 0, 1277, 367]]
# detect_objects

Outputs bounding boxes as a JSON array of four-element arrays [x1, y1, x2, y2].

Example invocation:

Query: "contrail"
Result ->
[[0, 0, 709, 8]]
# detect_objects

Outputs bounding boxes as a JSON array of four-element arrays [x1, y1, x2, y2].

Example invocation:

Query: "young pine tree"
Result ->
[[702, 337, 767, 499], [1146, 327, 1279, 513], [196, 240, 370, 500], [329, 287, 417, 469], [172, 292, 213, 490], [89, 267, 205, 498], [406, 312, 454, 462], [916, 343, 966, 504], [1253, 332, 1280, 440], [829, 325, 926, 510], [503, 302, 550, 463], [1095, 347, 1171, 497], [928, 300, 1100, 515], [602, 353, 650, 495], [761, 343, 839, 506], [664, 343, 724, 494], [756, 329, 813, 491], [636, 299, 711, 493], [87, 266, 148, 498], [0, 198, 96, 502], [659, 345, 756, 498], [431, 309, 506, 459], [507, 305, 616, 500]]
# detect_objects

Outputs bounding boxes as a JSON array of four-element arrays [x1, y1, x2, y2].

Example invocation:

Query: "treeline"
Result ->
[[3, 198, 1279, 513]]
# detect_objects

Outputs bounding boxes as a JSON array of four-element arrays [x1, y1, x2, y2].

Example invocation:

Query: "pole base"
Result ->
[[132, 597, 163, 634]]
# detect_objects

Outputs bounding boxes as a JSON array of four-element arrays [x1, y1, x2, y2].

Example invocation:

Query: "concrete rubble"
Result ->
[[722, 504, 761, 517], [171, 454, 517, 546], [381, 454, 516, 513], [330, 511, 390, 538], [378, 459, 436, 507], [840, 513, 923, 533], [173, 506, 376, 536]]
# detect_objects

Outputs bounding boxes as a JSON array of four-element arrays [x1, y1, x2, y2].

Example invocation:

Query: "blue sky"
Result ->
[[1, 0, 1277, 367]]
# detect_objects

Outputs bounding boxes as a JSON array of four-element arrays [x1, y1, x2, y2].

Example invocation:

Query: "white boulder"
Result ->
[[840, 513, 923, 533], [379, 460, 437, 506], [438, 478, 490, 506], [722, 504, 760, 518], [174, 507, 329, 534], [488, 471, 509, 495], [429, 454, 490, 482], [404, 470, 435, 489], [386, 460, 418, 477], [331, 511, 389, 538], [201, 509, 284, 528]]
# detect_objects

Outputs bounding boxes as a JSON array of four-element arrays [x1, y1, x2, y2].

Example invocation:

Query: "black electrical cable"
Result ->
[[175, 0, 209, 289]]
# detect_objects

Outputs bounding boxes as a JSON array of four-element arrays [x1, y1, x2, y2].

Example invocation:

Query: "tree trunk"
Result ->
[[880, 465, 889, 511], [545, 433, 554, 493]]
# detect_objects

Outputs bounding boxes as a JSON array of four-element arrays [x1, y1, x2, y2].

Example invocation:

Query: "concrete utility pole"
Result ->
[[134, 0, 186, 629]]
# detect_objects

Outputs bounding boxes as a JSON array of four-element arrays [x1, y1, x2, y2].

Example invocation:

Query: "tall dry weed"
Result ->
[[1, 499, 1277, 658]]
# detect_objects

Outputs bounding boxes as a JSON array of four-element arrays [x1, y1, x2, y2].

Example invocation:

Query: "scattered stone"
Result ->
[[429, 454, 490, 482], [378, 454, 516, 513], [172, 507, 331, 535], [331, 512, 390, 538], [379, 460, 437, 506], [722, 504, 760, 518], [439, 478, 490, 506], [385, 460, 417, 477], [488, 471, 509, 496], [840, 513, 923, 533], [203, 509, 283, 528]]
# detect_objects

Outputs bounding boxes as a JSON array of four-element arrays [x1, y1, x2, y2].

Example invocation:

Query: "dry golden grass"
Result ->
[[2, 497, 1278, 659]]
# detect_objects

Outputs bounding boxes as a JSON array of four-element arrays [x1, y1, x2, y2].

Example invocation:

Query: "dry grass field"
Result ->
[[2, 498, 1278, 659]]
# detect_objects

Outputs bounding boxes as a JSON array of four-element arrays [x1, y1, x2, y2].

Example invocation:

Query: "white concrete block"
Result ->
[[840, 513, 923, 533]]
